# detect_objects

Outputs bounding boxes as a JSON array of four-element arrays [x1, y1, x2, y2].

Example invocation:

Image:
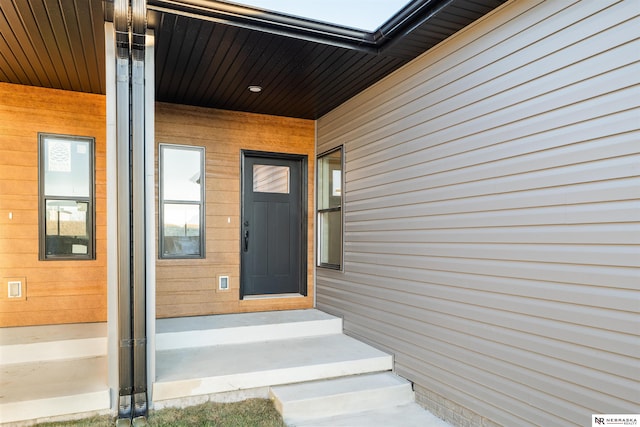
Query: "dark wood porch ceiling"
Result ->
[[0, 0, 506, 120]]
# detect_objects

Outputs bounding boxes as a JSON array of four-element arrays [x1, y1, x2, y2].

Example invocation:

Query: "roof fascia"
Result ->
[[146, 0, 442, 55], [375, 0, 453, 44], [147, 0, 378, 53]]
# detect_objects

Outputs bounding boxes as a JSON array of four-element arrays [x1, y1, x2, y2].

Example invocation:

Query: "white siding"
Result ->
[[316, 1, 640, 426]]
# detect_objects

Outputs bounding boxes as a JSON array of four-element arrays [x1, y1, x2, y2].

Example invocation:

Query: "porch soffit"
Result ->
[[0, 0, 505, 120]]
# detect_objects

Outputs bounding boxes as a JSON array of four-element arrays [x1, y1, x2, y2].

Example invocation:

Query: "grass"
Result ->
[[38, 399, 287, 427]]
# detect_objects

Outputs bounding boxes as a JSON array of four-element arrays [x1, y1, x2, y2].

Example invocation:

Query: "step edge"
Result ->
[[0, 337, 108, 365], [280, 389, 415, 406], [284, 402, 449, 427], [278, 391, 415, 423], [155, 310, 341, 334], [152, 356, 392, 402], [270, 372, 410, 398], [0, 389, 111, 424], [155, 331, 391, 359], [156, 318, 343, 350], [272, 381, 413, 405], [0, 323, 107, 346]]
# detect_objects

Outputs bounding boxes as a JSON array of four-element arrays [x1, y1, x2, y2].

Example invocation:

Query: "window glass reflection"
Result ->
[[43, 139, 91, 197], [253, 164, 290, 194], [162, 204, 201, 256], [319, 210, 342, 266], [162, 148, 202, 201], [318, 149, 341, 210], [44, 200, 89, 256]]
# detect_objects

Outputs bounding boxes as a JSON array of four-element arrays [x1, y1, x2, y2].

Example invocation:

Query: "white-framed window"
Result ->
[[159, 144, 205, 258], [39, 133, 95, 260], [317, 146, 343, 269]]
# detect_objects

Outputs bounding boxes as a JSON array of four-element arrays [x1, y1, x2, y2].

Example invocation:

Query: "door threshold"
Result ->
[[243, 293, 305, 300]]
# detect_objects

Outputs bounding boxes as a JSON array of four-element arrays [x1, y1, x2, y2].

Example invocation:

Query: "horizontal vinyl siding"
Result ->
[[316, 1, 640, 426]]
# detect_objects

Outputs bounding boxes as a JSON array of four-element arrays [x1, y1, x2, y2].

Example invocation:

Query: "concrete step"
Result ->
[[0, 323, 107, 364], [289, 402, 453, 427], [153, 333, 392, 402], [0, 356, 111, 424], [156, 309, 342, 350], [270, 372, 414, 424]]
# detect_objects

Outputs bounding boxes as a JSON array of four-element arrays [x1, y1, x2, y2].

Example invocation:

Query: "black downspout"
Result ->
[[131, 0, 148, 420], [114, 0, 148, 424], [115, 0, 133, 420]]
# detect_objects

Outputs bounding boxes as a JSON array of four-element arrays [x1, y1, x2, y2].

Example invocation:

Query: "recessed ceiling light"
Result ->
[[248, 85, 262, 93]]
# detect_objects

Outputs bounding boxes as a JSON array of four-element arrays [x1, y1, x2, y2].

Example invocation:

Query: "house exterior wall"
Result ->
[[155, 102, 315, 318], [0, 82, 107, 327], [316, 1, 639, 426]]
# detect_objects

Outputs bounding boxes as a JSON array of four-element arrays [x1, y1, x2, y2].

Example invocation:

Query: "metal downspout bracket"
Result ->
[[113, 0, 148, 425]]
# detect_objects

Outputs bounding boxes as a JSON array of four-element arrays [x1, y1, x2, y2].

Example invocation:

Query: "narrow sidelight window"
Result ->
[[39, 133, 95, 260], [159, 144, 205, 258], [317, 146, 343, 269]]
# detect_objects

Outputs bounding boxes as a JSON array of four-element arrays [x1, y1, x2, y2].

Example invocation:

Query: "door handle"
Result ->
[[244, 230, 249, 252]]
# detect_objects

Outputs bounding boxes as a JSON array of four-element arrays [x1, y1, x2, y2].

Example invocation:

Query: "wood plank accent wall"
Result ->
[[155, 102, 315, 318], [0, 82, 107, 327], [317, 1, 640, 426]]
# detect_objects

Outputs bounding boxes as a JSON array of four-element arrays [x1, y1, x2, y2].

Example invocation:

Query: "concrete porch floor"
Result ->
[[153, 309, 390, 402], [0, 323, 110, 426], [0, 310, 452, 426], [154, 309, 452, 426]]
